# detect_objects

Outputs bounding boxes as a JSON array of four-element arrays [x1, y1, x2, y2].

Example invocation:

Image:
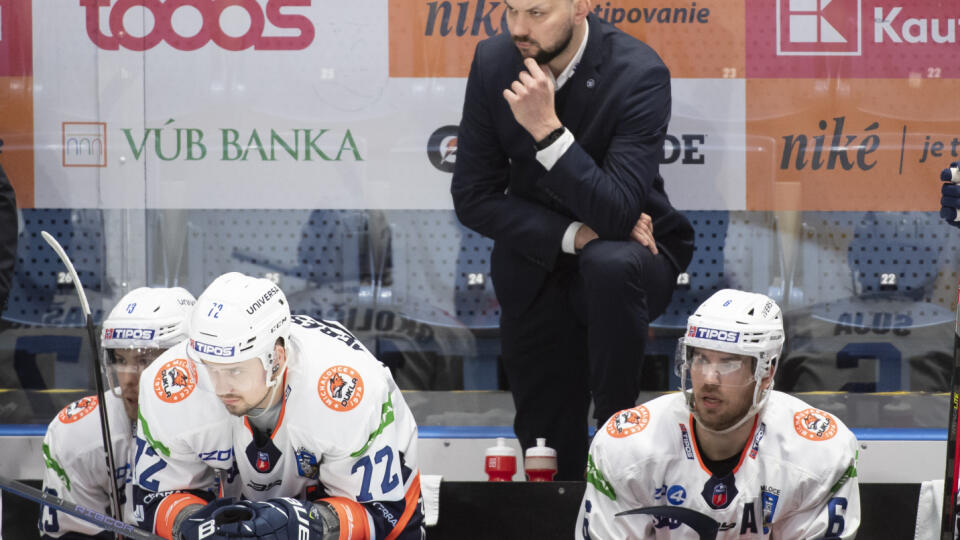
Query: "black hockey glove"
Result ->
[[209, 497, 341, 540], [941, 162, 960, 228], [174, 497, 243, 540]]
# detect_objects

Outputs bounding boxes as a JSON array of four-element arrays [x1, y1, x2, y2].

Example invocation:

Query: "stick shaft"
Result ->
[[942, 276, 960, 539], [0, 475, 162, 540], [40, 231, 123, 532]]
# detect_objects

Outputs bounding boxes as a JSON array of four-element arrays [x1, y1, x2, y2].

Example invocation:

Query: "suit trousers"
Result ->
[[499, 239, 679, 480]]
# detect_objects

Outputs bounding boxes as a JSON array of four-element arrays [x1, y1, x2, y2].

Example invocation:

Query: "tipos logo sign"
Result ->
[[79, 0, 315, 51]]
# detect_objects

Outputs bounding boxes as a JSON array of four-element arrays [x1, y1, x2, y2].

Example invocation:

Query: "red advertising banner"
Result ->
[[0, 0, 31, 76], [747, 0, 960, 79], [0, 0, 32, 207]]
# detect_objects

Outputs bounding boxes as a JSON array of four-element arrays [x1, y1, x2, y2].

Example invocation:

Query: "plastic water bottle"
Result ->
[[524, 438, 557, 482], [484, 437, 517, 481]]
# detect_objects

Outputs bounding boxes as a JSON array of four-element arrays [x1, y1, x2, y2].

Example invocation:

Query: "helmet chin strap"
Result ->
[[245, 365, 287, 419], [686, 379, 773, 436], [692, 402, 759, 435], [246, 350, 289, 420]]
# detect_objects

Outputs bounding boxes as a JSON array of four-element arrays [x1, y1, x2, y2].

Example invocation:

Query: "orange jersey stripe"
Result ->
[[686, 414, 758, 476], [155, 493, 206, 540], [732, 417, 759, 474], [384, 473, 421, 540], [242, 371, 289, 439]]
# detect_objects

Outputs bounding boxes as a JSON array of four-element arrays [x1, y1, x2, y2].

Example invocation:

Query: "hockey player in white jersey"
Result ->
[[132, 272, 423, 540], [39, 287, 196, 539], [576, 289, 860, 539]]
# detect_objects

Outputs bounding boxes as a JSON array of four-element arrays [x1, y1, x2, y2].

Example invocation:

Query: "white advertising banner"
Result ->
[[661, 78, 746, 210], [31, 1, 745, 210]]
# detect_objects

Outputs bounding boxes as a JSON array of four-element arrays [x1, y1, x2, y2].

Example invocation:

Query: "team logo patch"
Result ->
[[793, 408, 838, 441], [761, 485, 781, 528], [701, 474, 738, 510], [255, 451, 271, 473], [57, 396, 98, 424], [605, 406, 650, 438], [318, 365, 364, 411], [295, 448, 319, 479], [244, 439, 282, 475], [153, 358, 198, 403]]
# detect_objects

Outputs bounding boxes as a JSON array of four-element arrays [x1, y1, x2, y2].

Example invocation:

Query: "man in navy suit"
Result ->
[[451, 0, 694, 479]]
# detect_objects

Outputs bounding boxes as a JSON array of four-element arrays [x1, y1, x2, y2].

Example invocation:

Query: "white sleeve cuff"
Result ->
[[535, 128, 575, 171], [562, 221, 583, 254]]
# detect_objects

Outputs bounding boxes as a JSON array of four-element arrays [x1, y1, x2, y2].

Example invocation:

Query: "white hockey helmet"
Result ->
[[187, 272, 291, 388], [677, 289, 784, 432], [101, 287, 196, 394], [102, 287, 196, 349]]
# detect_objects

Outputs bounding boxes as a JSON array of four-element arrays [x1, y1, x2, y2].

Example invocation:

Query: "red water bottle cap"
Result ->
[[524, 438, 557, 482], [484, 437, 517, 481]]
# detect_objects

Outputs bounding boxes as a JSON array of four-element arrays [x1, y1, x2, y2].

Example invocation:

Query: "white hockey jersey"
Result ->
[[577, 391, 860, 539], [40, 392, 135, 538], [133, 314, 422, 539]]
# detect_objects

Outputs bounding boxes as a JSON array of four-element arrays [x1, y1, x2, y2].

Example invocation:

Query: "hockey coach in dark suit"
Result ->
[[451, 0, 694, 480]]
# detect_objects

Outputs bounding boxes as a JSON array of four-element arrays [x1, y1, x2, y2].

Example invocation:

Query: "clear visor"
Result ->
[[194, 356, 269, 396], [103, 348, 166, 397], [680, 345, 756, 388]]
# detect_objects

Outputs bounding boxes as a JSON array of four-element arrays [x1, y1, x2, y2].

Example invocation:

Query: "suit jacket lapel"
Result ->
[[559, 14, 604, 136]]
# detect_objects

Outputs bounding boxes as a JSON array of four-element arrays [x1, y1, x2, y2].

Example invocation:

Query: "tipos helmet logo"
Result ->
[[104, 328, 156, 340], [605, 406, 650, 438], [318, 365, 364, 411], [793, 408, 838, 441], [58, 396, 98, 424], [153, 358, 198, 403]]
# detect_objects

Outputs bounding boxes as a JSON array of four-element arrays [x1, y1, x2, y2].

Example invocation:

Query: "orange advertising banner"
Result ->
[[0, 77, 34, 209], [389, 0, 744, 79], [746, 78, 960, 211]]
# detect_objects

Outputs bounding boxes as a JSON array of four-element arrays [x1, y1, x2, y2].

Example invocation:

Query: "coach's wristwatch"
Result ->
[[534, 126, 566, 151]]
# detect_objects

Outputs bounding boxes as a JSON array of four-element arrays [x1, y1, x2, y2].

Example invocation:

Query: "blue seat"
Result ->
[[2, 209, 107, 326], [647, 210, 782, 388], [780, 211, 956, 392], [386, 210, 499, 389]]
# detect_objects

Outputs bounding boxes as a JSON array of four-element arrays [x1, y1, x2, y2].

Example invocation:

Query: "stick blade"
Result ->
[[39, 230, 92, 317]]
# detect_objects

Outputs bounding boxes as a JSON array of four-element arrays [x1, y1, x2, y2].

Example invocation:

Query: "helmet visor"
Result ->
[[103, 348, 166, 397], [195, 356, 268, 396], [680, 345, 756, 388]]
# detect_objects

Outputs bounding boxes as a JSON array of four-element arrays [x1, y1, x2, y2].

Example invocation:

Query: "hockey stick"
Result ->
[[616, 506, 719, 540], [944, 278, 960, 539], [40, 231, 124, 536], [0, 475, 162, 540], [943, 163, 960, 539]]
